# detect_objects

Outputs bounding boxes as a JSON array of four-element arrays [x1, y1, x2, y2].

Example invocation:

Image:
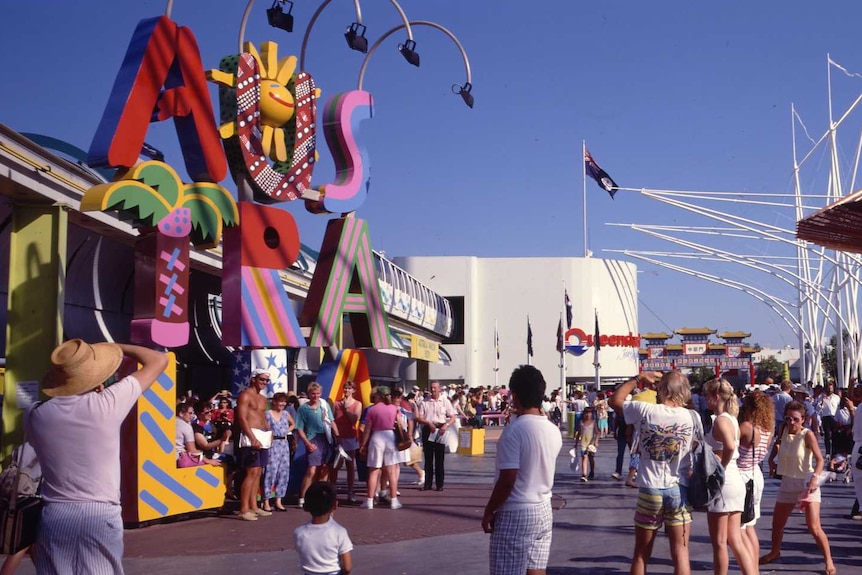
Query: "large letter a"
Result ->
[[300, 218, 390, 349]]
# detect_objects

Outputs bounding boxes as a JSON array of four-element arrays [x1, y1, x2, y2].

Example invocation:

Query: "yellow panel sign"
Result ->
[[131, 353, 225, 523], [410, 335, 439, 362]]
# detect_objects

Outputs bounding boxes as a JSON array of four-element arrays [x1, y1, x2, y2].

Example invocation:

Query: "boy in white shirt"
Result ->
[[294, 482, 353, 575]]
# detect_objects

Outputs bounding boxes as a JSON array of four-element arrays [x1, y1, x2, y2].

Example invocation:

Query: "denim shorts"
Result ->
[[634, 485, 692, 530]]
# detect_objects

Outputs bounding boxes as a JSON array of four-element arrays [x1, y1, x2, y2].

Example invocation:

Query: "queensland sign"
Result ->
[[564, 328, 640, 357]]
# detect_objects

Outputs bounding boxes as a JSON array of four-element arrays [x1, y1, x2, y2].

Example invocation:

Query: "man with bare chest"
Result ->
[[236, 369, 272, 521]]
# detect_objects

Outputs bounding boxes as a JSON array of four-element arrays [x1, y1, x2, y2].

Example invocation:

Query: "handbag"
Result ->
[[687, 410, 725, 510], [0, 445, 43, 555], [394, 414, 412, 451], [740, 425, 759, 524]]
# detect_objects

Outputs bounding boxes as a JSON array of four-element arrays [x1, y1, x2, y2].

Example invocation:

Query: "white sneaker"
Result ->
[[611, 472, 621, 480], [390, 498, 402, 510], [297, 498, 305, 509], [360, 499, 374, 510]]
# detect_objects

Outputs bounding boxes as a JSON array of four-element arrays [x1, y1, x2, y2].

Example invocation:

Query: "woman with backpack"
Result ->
[[609, 371, 697, 575], [702, 378, 759, 575]]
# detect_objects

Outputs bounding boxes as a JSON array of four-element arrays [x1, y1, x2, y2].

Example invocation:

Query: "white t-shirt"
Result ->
[[25, 375, 142, 504], [495, 413, 562, 510], [176, 418, 194, 453], [622, 401, 696, 489], [819, 393, 840, 417], [571, 399, 587, 413], [293, 517, 353, 574]]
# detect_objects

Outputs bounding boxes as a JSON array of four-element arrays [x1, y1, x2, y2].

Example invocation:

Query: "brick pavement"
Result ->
[[10, 426, 862, 574]]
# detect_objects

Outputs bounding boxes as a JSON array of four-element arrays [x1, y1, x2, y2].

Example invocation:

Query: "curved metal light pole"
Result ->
[[357, 20, 474, 107], [299, 0, 415, 70]]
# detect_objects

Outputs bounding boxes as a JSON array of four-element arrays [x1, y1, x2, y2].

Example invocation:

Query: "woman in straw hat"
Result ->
[[25, 339, 167, 575]]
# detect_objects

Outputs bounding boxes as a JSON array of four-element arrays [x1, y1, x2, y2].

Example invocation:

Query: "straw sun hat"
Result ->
[[42, 339, 123, 397]]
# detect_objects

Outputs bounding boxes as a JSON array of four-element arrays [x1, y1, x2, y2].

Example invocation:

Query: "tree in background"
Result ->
[[756, 357, 785, 382], [688, 367, 717, 388]]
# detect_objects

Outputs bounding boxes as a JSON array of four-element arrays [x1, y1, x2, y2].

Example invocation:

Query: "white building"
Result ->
[[394, 256, 640, 390]]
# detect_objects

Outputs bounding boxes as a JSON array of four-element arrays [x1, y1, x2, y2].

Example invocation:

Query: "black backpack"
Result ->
[[687, 410, 725, 509]]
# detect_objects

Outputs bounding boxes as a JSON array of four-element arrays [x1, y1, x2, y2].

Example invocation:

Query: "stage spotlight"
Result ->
[[398, 40, 420, 67], [344, 23, 368, 53], [267, 0, 294, 33], [456, 82, 474, 108]]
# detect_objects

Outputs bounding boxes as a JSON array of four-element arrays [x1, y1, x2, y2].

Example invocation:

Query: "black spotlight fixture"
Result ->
[[398, 39, 420, 67], [455, 82, 474, 109], [344, 23, 368, 53], [267, 0, 294, 33]]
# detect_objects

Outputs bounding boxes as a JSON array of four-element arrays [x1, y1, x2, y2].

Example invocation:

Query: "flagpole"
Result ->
[[560, 281, 566, 404], [494, 318, 499, 388], [583, 139, 588, 258], [593, 309, 601, 391]]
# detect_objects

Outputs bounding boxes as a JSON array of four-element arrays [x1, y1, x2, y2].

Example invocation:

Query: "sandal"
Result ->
[[759, 553, 780, 565]]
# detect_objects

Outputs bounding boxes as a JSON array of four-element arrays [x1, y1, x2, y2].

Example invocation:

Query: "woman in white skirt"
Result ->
[[359, 386, 402, 510], [703, 378, 759, 575]]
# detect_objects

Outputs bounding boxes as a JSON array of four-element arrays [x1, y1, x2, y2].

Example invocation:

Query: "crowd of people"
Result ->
[[596, 372, 860, 575], [10, 338, 860, 575]]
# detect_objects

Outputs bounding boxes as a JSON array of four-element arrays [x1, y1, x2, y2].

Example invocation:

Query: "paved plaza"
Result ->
[[12, 427, 860, 574]]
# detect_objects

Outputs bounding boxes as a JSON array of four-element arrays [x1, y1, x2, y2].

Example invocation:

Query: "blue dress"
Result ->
[[264, 410, 292, 499]]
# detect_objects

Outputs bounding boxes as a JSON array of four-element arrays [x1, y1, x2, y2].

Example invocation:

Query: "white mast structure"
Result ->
[[605, 56, 862, 388]]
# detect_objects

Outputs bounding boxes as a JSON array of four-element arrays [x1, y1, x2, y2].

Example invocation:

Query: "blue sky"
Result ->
[[4, 1, 862, 350]]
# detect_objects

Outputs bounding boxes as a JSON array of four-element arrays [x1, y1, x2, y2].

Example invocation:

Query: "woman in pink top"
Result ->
[[359, 386, 402, 510]]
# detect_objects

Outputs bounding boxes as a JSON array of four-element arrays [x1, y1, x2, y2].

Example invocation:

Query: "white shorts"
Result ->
[[367, 430, 399, 467]]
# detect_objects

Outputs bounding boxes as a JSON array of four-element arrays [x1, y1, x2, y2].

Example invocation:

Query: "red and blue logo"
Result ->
[[565, 328, 641, 356]]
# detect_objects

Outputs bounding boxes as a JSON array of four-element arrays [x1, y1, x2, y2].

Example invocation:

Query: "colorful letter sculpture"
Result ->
[[316, 348, 372, 406], [300, 217, 390, 349], [306, 90, 374, 215], [208, 42, 318, 204], [222, 202, 305, 347], [120, 353, 224, 523], [81, 161, 238, 347], [88, 15, 225, 183]]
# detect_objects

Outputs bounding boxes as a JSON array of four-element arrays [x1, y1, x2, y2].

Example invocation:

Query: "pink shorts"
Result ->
[[776, 476, 820, 504]]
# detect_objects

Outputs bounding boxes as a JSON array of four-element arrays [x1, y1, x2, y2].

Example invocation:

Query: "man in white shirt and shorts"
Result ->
[[482, 365, 563, 575]]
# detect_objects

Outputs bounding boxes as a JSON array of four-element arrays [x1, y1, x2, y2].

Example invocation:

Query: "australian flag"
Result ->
[[527, 318, 534, 357], [585, 149, 618, 198]]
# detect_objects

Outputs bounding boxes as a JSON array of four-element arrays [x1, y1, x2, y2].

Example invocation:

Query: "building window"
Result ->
[[444, 296, 465, 345]]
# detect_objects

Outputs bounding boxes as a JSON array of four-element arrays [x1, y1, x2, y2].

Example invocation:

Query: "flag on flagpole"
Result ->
[[565, 290, 573, 329], [496, 326, 500, 360], [594, 311, 602, 352], [527, 317, 534, 358], [556, 319, 564, 354], [585, 149, 618, 199]]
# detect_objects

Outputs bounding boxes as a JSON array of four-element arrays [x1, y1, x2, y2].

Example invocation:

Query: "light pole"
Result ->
[[357, 20, 474, 108]]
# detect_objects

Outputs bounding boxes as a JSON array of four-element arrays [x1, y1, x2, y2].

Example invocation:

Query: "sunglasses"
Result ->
[[257, 377, 270, 382], [784, 416, 802, 423]]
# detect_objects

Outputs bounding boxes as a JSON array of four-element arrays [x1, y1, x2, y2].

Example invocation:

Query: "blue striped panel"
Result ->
[[139, 490, 169, 516], [195, 467, 220, 487], [142, 388, 174, 420], [140, 412, 174, 454], [155, 372, 174, 391], [142, 460, 203, 508]]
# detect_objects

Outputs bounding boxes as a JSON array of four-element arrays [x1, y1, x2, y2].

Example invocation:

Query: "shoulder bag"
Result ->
[[687, 410, 725, 510], [741, 426, 758, 524], [393, 413, 412, 451]]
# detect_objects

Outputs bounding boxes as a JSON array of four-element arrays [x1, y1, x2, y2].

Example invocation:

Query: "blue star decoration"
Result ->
[[266, 353, 278, 368]]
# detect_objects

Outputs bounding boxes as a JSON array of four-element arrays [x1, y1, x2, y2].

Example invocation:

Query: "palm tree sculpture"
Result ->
[[82, 161, 239, 348]]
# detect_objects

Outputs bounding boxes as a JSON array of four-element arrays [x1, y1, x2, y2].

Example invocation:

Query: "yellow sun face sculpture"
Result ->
[[209, 41, 320, 163], [260, 81, 295, 127]]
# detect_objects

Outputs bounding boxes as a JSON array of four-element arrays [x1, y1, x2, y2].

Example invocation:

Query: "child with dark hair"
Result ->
[[293, 481, 353, 575]]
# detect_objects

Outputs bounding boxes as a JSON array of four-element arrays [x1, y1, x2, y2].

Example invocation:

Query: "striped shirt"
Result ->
[[737, 425, 771, 471]]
